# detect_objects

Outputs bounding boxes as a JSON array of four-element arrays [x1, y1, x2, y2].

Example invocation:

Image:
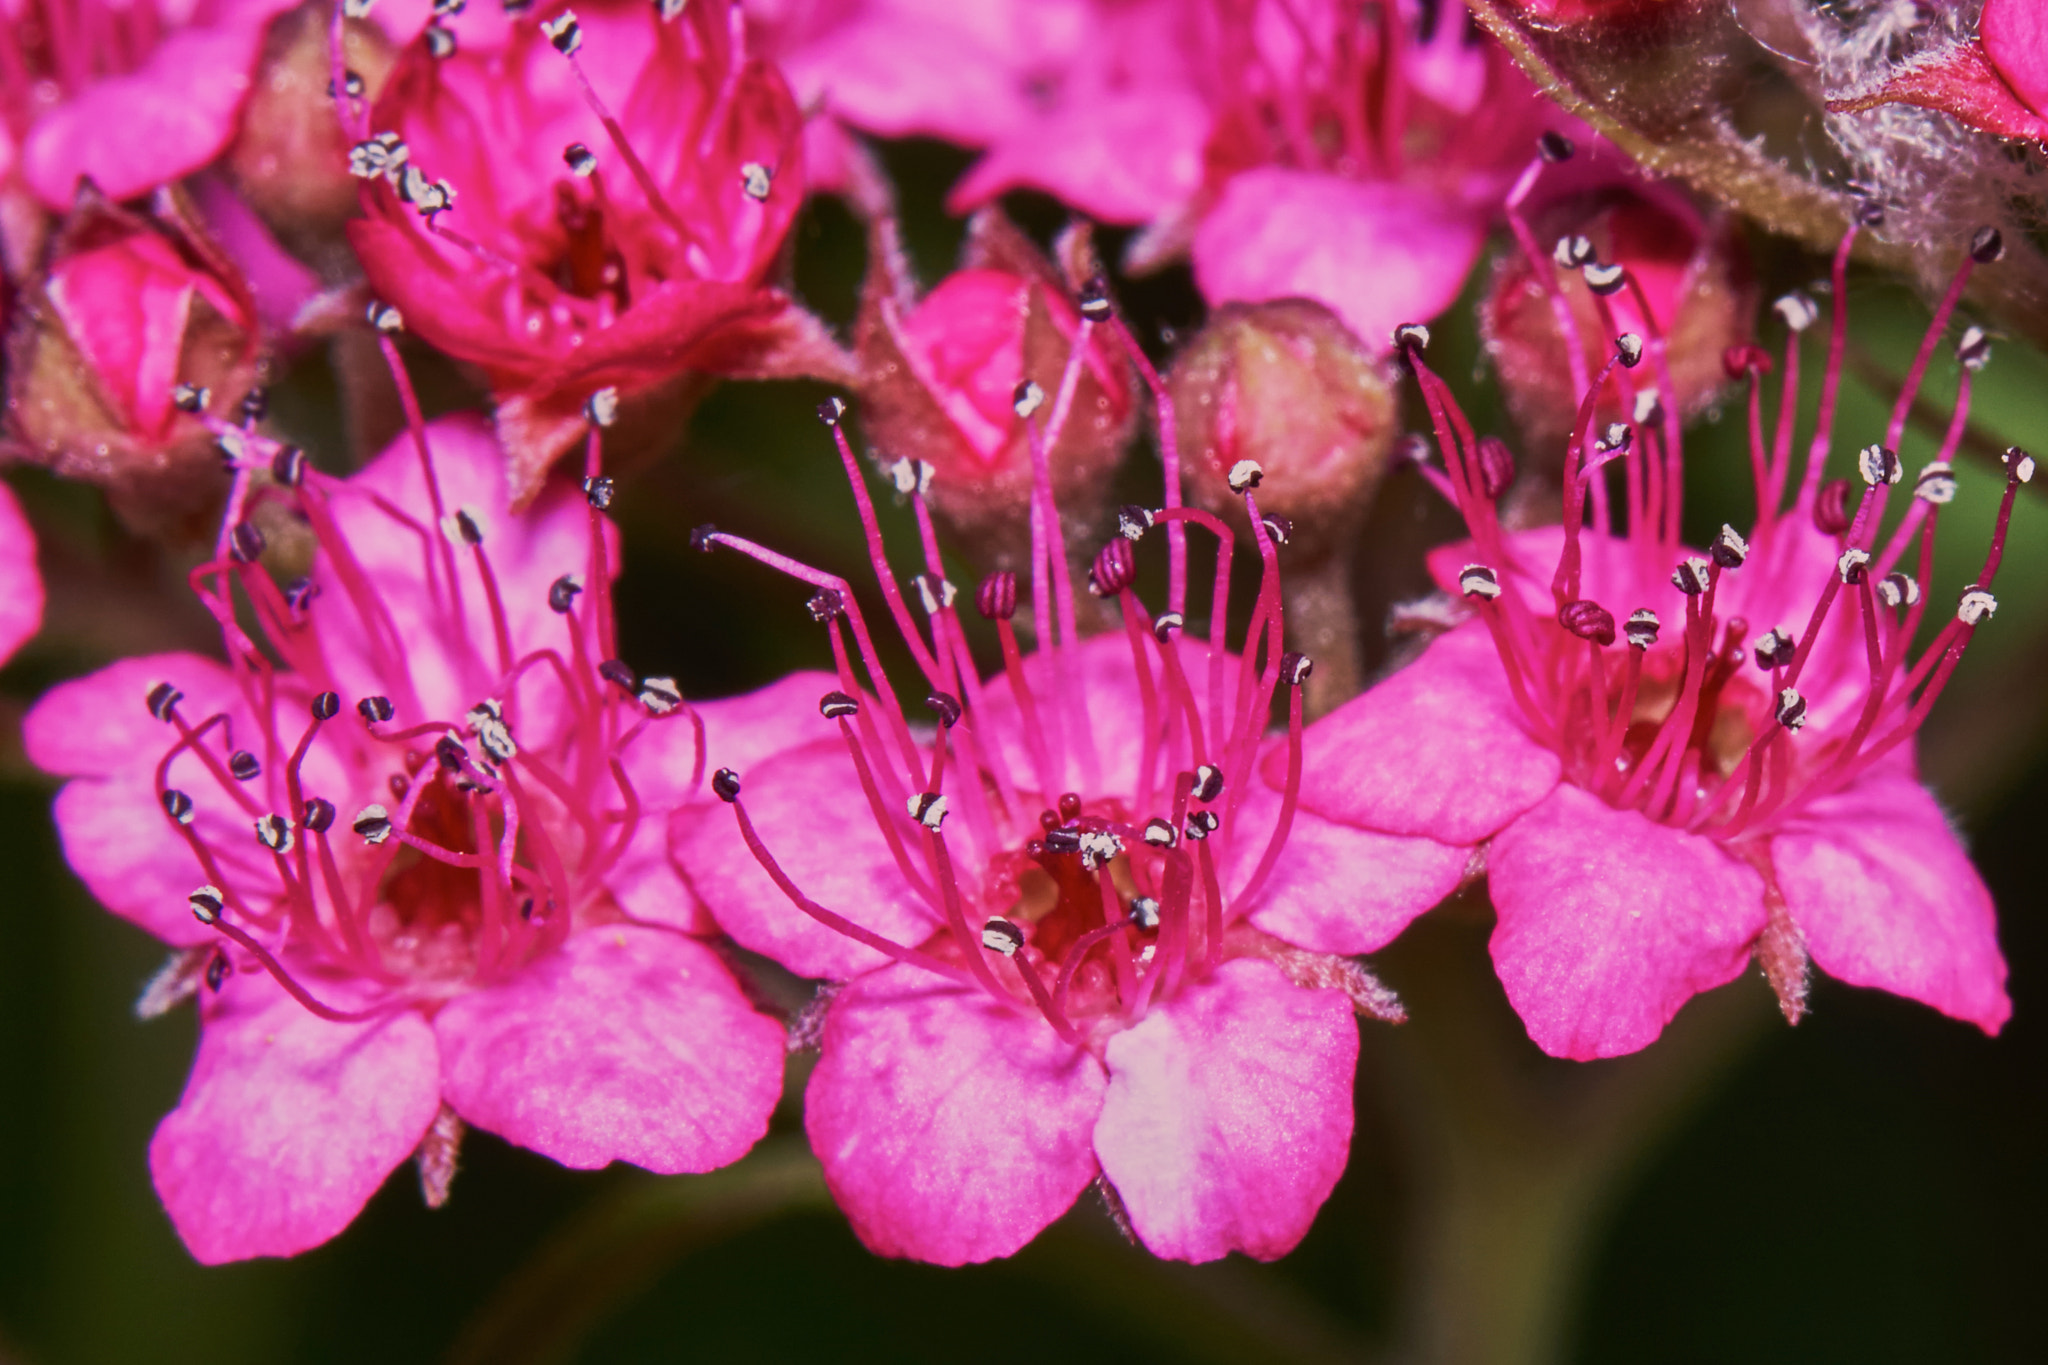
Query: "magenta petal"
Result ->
[[1983, 0, 2048, 118], [149, 971, 441, 1264], [949, 90, 1208, 224], [21, 652, 240, 777], [1774, 773, 2010, 1034], [1488, 785, 1767, 1059], [435, 926, 784, 1172], [1230, 791, 1467, 955], [1192, 168, 1488, 352], [1095, 958, 1357, 1263], [0, 483, 43, 667], [675, 736, 940, 980], [805, 964, 1105, 1265], [1279, 624, 1560, 844]]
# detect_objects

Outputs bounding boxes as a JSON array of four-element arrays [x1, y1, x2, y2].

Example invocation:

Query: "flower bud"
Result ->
[[854, 209, 1135, 562], [4, 188, 258, 537], [1168, 299, 1396, 560], [1481, 182, 1754, 455]]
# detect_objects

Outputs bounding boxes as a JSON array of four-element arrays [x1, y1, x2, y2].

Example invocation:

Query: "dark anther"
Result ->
[[2004, 446, 2037, 483], [1837, 548, 1871, 585], [1261, 515, 1293, 545], [1553, 234, 1593, 269], [563, 141, 597, 176], [1773, 292, 1820, 332], [1184, 810, 1220, 841], [1191, 765, 1225, 803], [229, 521, 266, 564], [1877, 572, 1921, 610], [452, 509, 484, 545], [1814, 478, 1854, 535], [1078, 275, 1114, 322], [980, 918, 1024, 956], [1280, 652, 1313, 687], [1558, 600, 1616, 646], [161, 789, 195, 825], [302, 797, 337, 833], [583, 476, 616, 510], [425, 23, 456, 57], [311, 691, 341, 721], [1117, 504, 1155, 540], [1227, 459, 1264, 494], [171, 382, 210, 414], [548, 574, 583, 613], [1584, 262, 1626, 295], [1624, 608, 1660, 649], [239, 388, 267, 426], [435, 735, 469, 773], [285, 577, 319, 613], [519, 897, 536, 921], [1855, 199, 1886, 228], [255, 814, 294, 853], [807, 588, 846, 622], [541, 12, 581, 53], [1616, 333, 1644, 368], [816, 396, 847, 426], [711, 768, 742, 802], [1013, 379, 1046, 417], [639, 677, 682, 715], [1958, 589, 1998, 625], [1753, 627, 1794, 670], [1395, 432, 1433, 466], [1537, 130, 1574, 162], [1128, 896, 1162, 931], [819, 691, 860, 720], [1089, 540, 1137, 596], [1393, 322, 1430, 351], [1970, 226, 2004, 264], [1476, 436, 1516, 500], [227, 751, 262, 782], [1670, 558, 1712, 596], [188, 886, 225, 925], [975, 571, 1019, 621], [1142, 817, 1177, 848], [598, 659, 638, 694], [1711, 523, 1750, 569], [1044, 828, 1083, 855], [912, 574, 956, 614], [205, 952, 230, 992], [353, 805, 393, 842], [1775, 687, 1809, 730], [147, 682, 183, 722], [1723, 345, 1773, 379], [358, 695, 395, 724], [270, 445, 308, 488], [1458, 564, 1501, 601], [926, 692, 963, 728], [908, 792, 948, 831], [1596, 422, 1632, 455], [689, 523, 719, 553], [1857, 444, 1902, 487], [1152, 611, 1184, 642], [1957, 326, 1992, 371]]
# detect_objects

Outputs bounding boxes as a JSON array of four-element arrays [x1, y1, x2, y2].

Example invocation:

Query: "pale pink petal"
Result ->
[[22, 16, 292, 208], [44, 233, 198, 437], [434, 925, 784, 1172], [1278, 624, 1559, 844], [1488, 784, 1767, 1059], [188, 174, 320, 339], [949, 90, 1210, 224], [1192, 169, 1489, 353], [23, 652, 245, 775], [805, 963, 1106, 1264], [1985, 0, 2048, 115], [974, 631, 1196, 805], [0, 482, 43, 666], [149, 970, 441, 1264], [1095, 958, 1356, 1263], [1773, 771, 2010, 1034], [674, 737, 941, 980], [1229, 794, 1468, 956], [49, 776, 272, 947]]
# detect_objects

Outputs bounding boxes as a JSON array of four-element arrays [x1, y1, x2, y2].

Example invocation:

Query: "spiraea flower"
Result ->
[[674, 311, 1458, 1267], [23, 409, 783, 1262], [345, 0, 850, 499], [852, 210, 1134, 558], [0, 0, 300, 208], [0, 477, 42, 667], [4, 187, 260, 536], [1291, 213, 2022, 1059]]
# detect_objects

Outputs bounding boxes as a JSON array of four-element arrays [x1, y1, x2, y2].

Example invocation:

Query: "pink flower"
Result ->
[[1, 0, 301, 208], [0, 479, 42, 667], [1285, 215, 2022, 1059], [23, 413, 783, 1262], [1828, 0, 2048, 141], [675, 319, 1449, 1265], [345, 0, 850, 497]]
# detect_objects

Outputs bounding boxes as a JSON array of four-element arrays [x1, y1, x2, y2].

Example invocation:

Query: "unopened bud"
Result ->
[[976, 571, 1019, 621], [1088, 540, 1137, 596], [1814, 478, 1854, 535], [1558, 599, 1616, 646], [1476, 437, 1517, 500]]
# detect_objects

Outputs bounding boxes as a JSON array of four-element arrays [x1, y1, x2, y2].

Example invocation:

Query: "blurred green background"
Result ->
[[1, 143, 2043, 1363]]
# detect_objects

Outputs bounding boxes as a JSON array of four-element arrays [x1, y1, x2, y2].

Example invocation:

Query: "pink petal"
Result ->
[[49, 776, 270, 947], [44, 233, 200, 437], [1192, 169, 1488, 353], [805, 963, 1106, 1264], [1095, 958, 1357, 1263], [149, 970, 441, 1264], [1829, 36, 2048, 140], [1277, 624, 1560, 844], [1985, 0, 2048, 117], [973, 631, 1190, 805], [674, 737, 942, 980], [0, 482, 43, 667], [950, 89, 1210, 224], [1773, 771, 2010, 1034], [21, 17, 290, 208], [1488, 784, 1767, 1059], [187, 174, 320, 339], [434, 925, 784, 1172], [1230, 795, 1468, 956]]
